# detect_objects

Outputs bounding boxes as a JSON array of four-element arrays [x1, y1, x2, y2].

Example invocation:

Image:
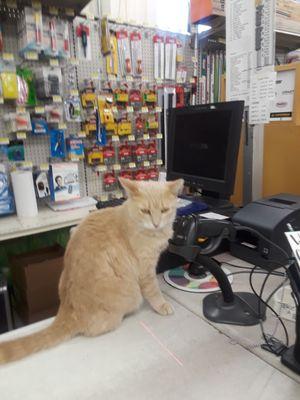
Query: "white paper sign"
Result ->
[[270, 69, 296, 121]]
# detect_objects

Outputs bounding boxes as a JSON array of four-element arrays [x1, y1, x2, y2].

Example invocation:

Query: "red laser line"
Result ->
[[139, 321, 183, 367]]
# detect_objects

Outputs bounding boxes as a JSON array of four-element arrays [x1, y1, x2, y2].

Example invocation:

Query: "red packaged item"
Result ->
[[135, 169, 148, 181], [119, 170, 133, 180], [103, 172, 117, 191], [133, 142, 148, 163], [148, 167, 159, 181], [129, 89, 142, 110], [103, 145, 115, 165], [135, 116, 144, 136], [119, 142, 132, 164], [147, 141, 158, 161]]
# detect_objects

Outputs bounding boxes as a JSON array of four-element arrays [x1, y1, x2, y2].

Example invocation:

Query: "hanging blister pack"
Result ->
[[153, 35, 164, 81], [117, 30, 132, 77], [165, 36, 177, 81], [130, 31, 142, 77]]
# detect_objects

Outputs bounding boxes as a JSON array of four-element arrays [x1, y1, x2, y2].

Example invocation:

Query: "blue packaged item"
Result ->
[[32, 117, 48, 135], [50, 129, 65, 158], [0, 164, 15, 216], [66, 137, 84, 160], [176, 198, 208, 217]]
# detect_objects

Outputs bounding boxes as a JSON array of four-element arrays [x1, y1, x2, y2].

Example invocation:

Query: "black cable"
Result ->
[[227, 271, 285, 278], [249, 266, 290, 353], [216, 260, 286, 276], [265, 278, 289, 306]]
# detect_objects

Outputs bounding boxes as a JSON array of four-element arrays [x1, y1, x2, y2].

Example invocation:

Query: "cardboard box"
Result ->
[[276, 0, 300, 35], [10, 244, 64, 324]]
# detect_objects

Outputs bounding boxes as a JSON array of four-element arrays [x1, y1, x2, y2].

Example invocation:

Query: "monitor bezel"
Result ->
[[167, 101, 244, 198]]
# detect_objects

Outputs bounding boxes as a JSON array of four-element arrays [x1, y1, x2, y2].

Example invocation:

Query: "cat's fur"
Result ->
[[0, 178, 183, 364]]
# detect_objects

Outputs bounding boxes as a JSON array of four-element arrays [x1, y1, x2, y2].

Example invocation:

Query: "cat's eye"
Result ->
[[161, 208, 170, 213], [141, 209, 151, 214]]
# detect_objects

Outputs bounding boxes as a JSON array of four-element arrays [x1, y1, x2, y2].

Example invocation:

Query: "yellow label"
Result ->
[[0, 97, 4, 104], [189, 77, 196, 84], [115, 191, 123, 199], [126, 76, 133, 82], [40, 163, 49, 171], [0, 137, 9, 145], [108, 74, 117, 81], [143, 161, 150, 167], [24, 51, 39, 60], [70, 157, 80, 162], [52, 95, 62, 103], [50, 59, 59, 67], [112, 135, 119, 142], [7, 0, 17, 8], [2, 53, 14, 61], [16, 107, 26, 113], [100, 194, 109, 201], [35, 106, 45, 114], [16, 132, 27, 140], [129, 162, 136, 169], [78, 131, 86, 138], [128, 135, 135, 141], [142, 76, 148, 82], [155, 106, 162, 113], [141, 107, 149, 113], [126, 106, 134, 113], [113, 164, 121, 171], [58, 123, 67, 129], [65, 8, 75, 16], [112, 106, 118, 114], [70, 89, 79, 96], [192, 56, 197, 63], [70, 57, 79, 65], [91, 72, 99, 80], [143, 134, 150, 140], [156, 78, 163, 84], [49, 6, 59, 15], [156, 159, 163, 166], [156, 133, 163, 139], [32, 0, 41, 10], [97, 165, 108, 172], [22, 161, 33, 168]]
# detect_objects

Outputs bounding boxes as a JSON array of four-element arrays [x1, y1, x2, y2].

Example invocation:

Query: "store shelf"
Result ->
[[0, 205, 96, 242]]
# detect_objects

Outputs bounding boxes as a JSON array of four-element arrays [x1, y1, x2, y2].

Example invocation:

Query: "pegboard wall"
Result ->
[[0, 6, 197, 202]]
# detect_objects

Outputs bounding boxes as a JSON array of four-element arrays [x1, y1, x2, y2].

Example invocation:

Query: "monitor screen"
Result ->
[[167, 102, 244, 198]]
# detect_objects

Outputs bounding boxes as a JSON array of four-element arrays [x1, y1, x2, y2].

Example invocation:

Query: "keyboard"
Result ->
[[96, 198, 125, 209], [177, 197, 192, 209]]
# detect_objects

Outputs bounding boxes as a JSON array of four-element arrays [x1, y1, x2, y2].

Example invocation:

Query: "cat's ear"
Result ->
[[166, 179, 184, 196], [119, 178, 140, 197]]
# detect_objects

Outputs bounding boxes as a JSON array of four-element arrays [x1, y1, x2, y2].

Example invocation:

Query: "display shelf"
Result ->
[[0, 1, 92, 17], [0, 204, 96, 241]]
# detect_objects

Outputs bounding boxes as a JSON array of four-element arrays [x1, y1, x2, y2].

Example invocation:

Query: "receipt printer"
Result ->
[[230, 194, 300, 270]]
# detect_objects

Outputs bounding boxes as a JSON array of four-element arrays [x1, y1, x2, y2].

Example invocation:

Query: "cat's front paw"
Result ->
[[156, 302, 174, 316]]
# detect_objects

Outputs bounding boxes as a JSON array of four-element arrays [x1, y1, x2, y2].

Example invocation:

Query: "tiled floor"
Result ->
[[0, 258, 299, 400]]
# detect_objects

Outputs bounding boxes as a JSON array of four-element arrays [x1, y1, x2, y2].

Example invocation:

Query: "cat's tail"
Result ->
[[0, 307, 78, 364]]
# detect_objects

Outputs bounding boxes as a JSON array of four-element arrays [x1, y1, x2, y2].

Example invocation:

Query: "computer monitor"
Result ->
[[167, 101, 244, 202]]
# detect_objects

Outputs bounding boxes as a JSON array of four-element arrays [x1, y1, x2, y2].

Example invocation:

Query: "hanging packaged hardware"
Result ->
[[133, 142, 148, 163], [153, 35, 164, 81], [101, 17, 111, 55], [119, 170, 133, 180], [130, 31, 142, 77], [148, 167, 159, 181], [176, 86, 185, 108], [143, 89, 157, 109], [117, 119, 132, 136], [119, 142, 132, 164], [146, 115, 159, 131], [135, 116, 145, 137], [103, 144, 115, 165], [176, 39, 184, 63], [86, 146, 104, 166], [114, 88, 129, 108], [116, 30, 132, 77], [103, 172, 118, 191], [165, 36, 177, 81], [106, 32, 118, 76], [129, 89, 142, 110], [75, 18, 91, 60], [135, 169, 148, 181]]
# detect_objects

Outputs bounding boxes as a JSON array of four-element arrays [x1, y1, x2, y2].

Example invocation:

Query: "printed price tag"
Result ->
[[141, 107, 148, 113], [97, 165, 108, 172], [129, 162, 136, 169], [65, 8, 75, 16], [2, 53, 14, 61], [126, 106, 134, 113], [58, 123, 67, 130], [0, 137, 9, 145], [112, 106, 118, 114], [113, 164, 121, 171], [32, 0, 41, 10], [156, 159, 163, 165], [155, 106, 162, 113], [100, 194, 109, 202], [50, 59, 59, 67], [91, 72, 99, 79], [143, 161, 150, 167], [192, 56, 197, 63], [78, 131, 87, 138], [112, 135, 119, 142], [85, 12, 95, 20], [17, 132, 27, 140], [52, 95, 62, 103], [16, 107, 26, 113], [24, 51, 39, 60], [49, 6, 59, 15], [70, 58, 79, 65], [70, 157, 80, 162], [70, 89, 79, 96], [143, 134, 150, 140], [108, 74, 117, 81], [142, 76, 148, 82], [22, 161, 33, 168], [0, 97, 4, 104], [156, 78, 163, 84], [35, 106, 45, 114], [40, 163, 49, 171], [189, 77, 196, 84], [128, 135, 135, 141], [126, 76, 133, 82], [156, 133, 163, 139]]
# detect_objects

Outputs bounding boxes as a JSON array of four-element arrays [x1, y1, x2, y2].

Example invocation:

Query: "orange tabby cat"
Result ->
[[0, 178, 183, 364]]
